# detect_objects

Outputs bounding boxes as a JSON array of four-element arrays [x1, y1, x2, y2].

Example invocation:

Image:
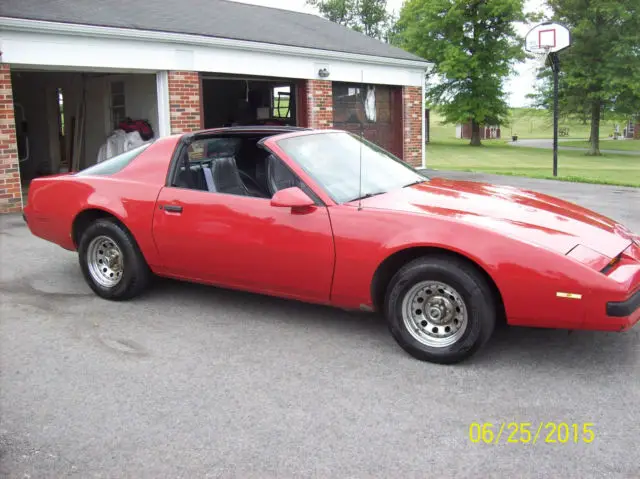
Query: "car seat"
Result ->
[[209, 156, 249, 196], [266, 154, 299, 196]]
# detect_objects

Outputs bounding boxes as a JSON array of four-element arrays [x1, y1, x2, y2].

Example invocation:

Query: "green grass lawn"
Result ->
[[425, 140, 640, 187], [274, 98, 291, 119], [502, 108, 621, 139], [561, 139, 640, 152], [428, 107, 621, 141]]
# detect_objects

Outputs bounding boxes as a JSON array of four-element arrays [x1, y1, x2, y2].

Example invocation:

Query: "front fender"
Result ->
[[328, 206, 603, 328]]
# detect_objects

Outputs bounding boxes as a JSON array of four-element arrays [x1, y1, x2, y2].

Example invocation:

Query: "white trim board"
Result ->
[[0, 17, 427, 87], [155, 72, 171, 138]]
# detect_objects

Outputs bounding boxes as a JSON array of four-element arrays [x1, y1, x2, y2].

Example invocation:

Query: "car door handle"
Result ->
[[162, 205, 183, 213]]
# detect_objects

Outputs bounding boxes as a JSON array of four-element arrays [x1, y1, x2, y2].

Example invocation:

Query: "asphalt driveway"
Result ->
[[1, 173, 639, 478]]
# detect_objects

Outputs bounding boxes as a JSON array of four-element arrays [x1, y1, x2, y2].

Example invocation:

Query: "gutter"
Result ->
[[0, 17, 430, 70]]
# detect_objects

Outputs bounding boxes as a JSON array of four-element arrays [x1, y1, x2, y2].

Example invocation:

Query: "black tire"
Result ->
[[77, 218, 150, 300], [384, 255, 496, 364]]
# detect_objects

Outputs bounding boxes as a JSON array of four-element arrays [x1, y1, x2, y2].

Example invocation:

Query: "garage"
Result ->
[[332, 82, 404, 159], [0, 0, 427, 214], [11, 68, 159, 189], [201, 75, 297, 128]]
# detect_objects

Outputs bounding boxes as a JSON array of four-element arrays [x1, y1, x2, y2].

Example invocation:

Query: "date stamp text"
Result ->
[[468, 422, 595, 445]]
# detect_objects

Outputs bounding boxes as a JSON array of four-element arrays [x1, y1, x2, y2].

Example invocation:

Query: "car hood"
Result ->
[[359, 178, 635, 258]]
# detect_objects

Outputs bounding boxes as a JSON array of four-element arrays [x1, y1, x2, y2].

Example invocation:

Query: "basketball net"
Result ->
[[533, 46, 553, 70]]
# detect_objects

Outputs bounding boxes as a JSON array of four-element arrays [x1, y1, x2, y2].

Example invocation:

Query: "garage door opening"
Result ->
[[201, 76, 297, 129], [11, 69, 159, 191]]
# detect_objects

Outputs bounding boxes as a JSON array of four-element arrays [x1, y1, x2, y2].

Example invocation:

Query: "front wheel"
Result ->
[[384, 256, 496, 364], [78, 219, 150, 300]]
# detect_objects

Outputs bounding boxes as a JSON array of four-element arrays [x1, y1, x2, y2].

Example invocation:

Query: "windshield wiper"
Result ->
[[403, 179, 426, 188], [348, 191, 386, 202]]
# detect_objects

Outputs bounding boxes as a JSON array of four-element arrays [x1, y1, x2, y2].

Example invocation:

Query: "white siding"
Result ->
[[1, 29, 425, 87]]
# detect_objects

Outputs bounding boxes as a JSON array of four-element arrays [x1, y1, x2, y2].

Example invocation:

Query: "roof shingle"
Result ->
[[0, 0, 426, 63]]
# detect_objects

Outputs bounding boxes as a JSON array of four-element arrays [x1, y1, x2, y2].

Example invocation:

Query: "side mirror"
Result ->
[[270, 187, 316, 212]]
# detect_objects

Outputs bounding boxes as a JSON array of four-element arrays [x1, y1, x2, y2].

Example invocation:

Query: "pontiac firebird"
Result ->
[[23, 126, 640, 364]]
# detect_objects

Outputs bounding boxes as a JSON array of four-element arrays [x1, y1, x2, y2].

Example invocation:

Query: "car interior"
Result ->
[[171, 134, 307, 200]]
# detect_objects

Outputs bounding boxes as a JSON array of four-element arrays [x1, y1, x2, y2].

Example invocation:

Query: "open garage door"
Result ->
[[201, 75, 297, 129], [11, 69, 159, 188]]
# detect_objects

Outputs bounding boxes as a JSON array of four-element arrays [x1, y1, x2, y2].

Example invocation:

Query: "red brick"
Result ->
[[306, 80, 333, 130], [402, 86, 423, 167], [0, 64, 22, 213], [167, 71, 202, 134]]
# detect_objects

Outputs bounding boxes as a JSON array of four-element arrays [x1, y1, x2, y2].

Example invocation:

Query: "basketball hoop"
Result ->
[[532, 46, 553, 70], [524, 21, 572, 177], [525, 21, 571, 67]]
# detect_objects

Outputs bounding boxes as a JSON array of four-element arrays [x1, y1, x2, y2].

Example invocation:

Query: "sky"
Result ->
[[229, 0, 550, 107]]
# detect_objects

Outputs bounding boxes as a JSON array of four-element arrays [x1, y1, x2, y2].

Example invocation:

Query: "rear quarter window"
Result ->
[[75, 143, 152, 176]]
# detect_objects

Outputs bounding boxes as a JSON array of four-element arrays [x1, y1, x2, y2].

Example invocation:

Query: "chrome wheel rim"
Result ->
[[401, 281, 468, 348], [86, 235, 124, 288]]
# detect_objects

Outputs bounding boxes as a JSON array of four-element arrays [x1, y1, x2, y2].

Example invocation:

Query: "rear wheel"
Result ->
[[384, 256, 496, 364], [78, 219, 150, 300]]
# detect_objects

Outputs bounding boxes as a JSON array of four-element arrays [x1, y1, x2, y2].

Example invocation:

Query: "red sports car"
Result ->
[[23, 126, 640, 364]]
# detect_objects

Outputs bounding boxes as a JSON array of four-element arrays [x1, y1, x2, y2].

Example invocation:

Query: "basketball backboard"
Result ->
[[525, 21, 571, 54]]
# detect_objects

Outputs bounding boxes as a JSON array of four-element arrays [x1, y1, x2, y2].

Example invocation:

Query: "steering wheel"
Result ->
[[239, 170, 269, 198]]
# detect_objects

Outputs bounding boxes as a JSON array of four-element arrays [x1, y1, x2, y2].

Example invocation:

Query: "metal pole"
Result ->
[[552, 52, 559, 177]]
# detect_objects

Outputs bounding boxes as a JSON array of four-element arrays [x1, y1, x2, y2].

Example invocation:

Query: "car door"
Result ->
[[151, 142, 335, 304]]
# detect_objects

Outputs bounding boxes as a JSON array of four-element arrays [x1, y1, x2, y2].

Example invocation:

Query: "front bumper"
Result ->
[[607, 289, 640, 318], [599, 240, 640, 331], [603, 288, 640, 331]]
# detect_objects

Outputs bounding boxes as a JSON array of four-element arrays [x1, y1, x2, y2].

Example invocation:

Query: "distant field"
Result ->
[[425, 140, 640, 187], [561, 139, 640, 152], [428, 108, 621, 141], [274, 98, 291, 119]]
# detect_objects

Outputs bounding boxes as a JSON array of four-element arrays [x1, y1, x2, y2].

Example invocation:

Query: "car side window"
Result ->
[[171, 137, 312, 201], [77, 142, 152, 176]]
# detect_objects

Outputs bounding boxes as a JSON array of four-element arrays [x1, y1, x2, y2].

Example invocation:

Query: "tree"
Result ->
[[528, 64, 638, 143], [542, 0, 640, 155], [307, 0, 391, 40], [357, 0, 389, 38], [306, 0, 354, 26], [527, 66, 593, 131], [394, 0, 529, 146]]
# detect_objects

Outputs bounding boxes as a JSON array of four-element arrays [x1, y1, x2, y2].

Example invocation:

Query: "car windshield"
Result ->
[[275, 131, 427, 204]]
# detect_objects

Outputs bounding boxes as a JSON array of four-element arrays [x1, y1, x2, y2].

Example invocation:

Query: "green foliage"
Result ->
[[357, 0, 389, 38], [307, 0, 391, 40], [395, 0, 530, 145], [306, 0, 353, 25], [530, 0, 640, 154]]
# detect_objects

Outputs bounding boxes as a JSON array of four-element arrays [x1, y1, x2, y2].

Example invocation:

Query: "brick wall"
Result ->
[[306, 80, 333, 129], [402, 86, 423, 167], [168, 71, 202, 134], [0, 64, 22, 214]]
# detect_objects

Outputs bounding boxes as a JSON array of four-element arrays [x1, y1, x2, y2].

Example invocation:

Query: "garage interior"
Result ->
[[11, 70, 406, 198], [201, 76, 297, 129], [201, 77, 404, 160], [11, 68, 159, 191]]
